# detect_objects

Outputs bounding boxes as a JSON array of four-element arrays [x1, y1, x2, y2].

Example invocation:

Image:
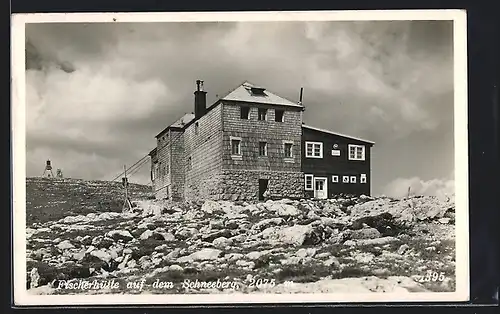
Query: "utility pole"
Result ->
[[122, 165, 133, 212]]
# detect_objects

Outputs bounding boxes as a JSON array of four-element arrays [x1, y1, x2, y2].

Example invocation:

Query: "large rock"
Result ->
[[177, 248, 223, 263], [252, 218, 285, 231], [90, 249, 113, 264], [351, 227, 381, 240], [29, 268, 40, 289], [56, 240, 74, 250], [201, 200, 222, 214], [263, 224, 321, 246], [268, 202, 300, 217], [135, 200, 164, 216], [106, 230, 134, 242], [212, 237, 233, 248]]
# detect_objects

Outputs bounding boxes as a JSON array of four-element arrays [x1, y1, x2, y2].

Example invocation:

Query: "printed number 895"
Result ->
[[415, 271, 446, 282]]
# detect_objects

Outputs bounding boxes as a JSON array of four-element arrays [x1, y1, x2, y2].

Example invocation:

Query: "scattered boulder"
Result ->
[[106, 230, 134, 242]]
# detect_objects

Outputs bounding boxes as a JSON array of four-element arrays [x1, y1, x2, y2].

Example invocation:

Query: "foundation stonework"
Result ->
[[216, 170, 304, 201]]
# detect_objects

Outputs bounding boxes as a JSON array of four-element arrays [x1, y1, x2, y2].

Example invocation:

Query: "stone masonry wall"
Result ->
[[183, 105, 224, 202], [215, 169, 304, 201], [153, 133, 172, 200], [169, 129, 185, 201], [222, 102, 303, 172]]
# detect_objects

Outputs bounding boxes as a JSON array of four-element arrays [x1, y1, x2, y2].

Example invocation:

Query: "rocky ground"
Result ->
[[25, 180, 456, 295]]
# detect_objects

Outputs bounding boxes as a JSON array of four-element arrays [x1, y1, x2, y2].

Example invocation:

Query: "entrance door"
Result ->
[[314, 177, 328, 199], [258, 179, 269, 201]]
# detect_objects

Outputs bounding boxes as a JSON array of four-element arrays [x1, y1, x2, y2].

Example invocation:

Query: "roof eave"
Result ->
[[302, 124, 375, 145], [221, 98, 304, 109]]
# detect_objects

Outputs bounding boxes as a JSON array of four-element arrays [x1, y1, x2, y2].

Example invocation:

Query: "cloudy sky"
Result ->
[[24, 19, 455, 198]]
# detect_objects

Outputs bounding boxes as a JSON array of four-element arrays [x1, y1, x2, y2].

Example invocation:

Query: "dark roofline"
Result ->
[[183, 100, 222, 129], [148, 147, 157, 156], [302, 124, 375, 145], [155, 125, 184, 138]]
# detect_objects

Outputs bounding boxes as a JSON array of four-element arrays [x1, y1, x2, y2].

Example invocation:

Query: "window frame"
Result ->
[[258, 108, 268, 121], [360, 174, 367, 184], [283, 141, 294, 159], [348, 144, 366, 161], [240, 106, 250, 119], [230, 136, 242, 158], [275, 109, 285, 122], [258, 141, 268, 157], [350, 176, 357, 183], [342, 175, 349, 183], [305, 141, 323, 158], [304, 174, 314, 190], [332, 175, 339, 183]]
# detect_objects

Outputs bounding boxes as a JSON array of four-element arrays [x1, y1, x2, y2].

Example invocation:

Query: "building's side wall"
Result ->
[[169, 129, 185, 201], [221, 102, 304, 200], [150, 151, 158, 191], [183, 105, 224, 202], [153, 132, 174, 200], [301, 128, 372, 197]]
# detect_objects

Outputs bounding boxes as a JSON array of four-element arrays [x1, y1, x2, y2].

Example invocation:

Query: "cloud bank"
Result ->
[[24, 20, 455, 194]]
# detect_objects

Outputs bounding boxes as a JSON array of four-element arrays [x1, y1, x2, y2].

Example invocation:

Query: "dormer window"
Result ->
[[250, 87, 267, 96]]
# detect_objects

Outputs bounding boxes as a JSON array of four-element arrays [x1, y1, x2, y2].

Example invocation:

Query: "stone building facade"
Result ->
[[149, 80, 374, 201]]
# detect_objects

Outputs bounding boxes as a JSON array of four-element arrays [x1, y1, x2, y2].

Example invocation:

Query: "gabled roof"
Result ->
[[221, 81, 303, 108], [302, 124, 375, 145], [155, 113, 195, 138], [171, 113, 195, 128]]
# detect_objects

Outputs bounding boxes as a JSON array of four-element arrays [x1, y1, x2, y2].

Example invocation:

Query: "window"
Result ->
[[348, 144, 365, 161], [152, 163, 158, 180], [231, 138, 241, 155], [259, 142, 268, 156], [258, 108, 267, 121], [187, 157, 192, 171], [275, 109, 284, 122], [360, 174, 367, 184], [350, 176, 356, 183], [305, 141, 323, 158], [194, 122, 199, 134], [284, 143, 293, 158], [342, 176, 349, 183], [332, 175, 339, 183], [240, 106, 250, 119], [305, 174, 313, 190], [250, 87, 267, 96], [165, 163, 169, 174], [159, 162, 163, 175]]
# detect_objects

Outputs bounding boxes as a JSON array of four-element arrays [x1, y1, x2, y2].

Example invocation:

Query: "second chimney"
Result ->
[[194, 80, 207, 119]]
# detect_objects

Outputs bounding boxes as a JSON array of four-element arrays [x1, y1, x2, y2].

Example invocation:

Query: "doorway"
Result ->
[[258, 179, 269, 201], [314, 177, 328, 199]]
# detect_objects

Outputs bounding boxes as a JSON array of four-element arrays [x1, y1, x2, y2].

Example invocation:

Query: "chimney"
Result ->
[[298, 87, 305, 112], [194, 80, 207, 119]]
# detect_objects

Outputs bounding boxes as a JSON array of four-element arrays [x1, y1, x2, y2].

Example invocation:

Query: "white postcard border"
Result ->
[[11, 9, 469, 305]]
